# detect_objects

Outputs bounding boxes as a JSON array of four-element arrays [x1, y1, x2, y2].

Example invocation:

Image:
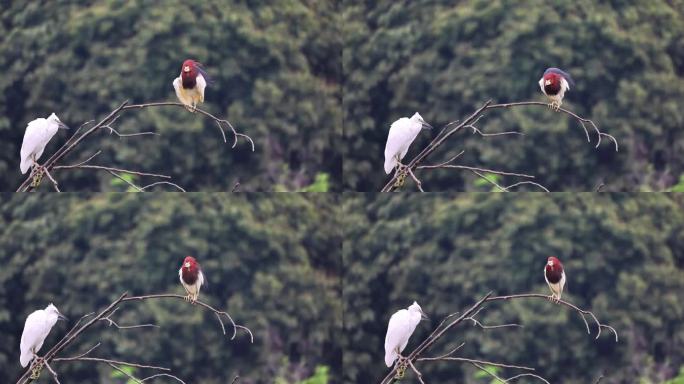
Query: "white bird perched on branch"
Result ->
[[20, 113, 69, 174], [384, 301, 428, 367], [20, 303, 67, 367], [384, 113, 432, 174]]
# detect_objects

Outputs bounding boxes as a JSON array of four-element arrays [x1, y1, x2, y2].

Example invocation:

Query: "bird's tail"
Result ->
[[20, 350, 33, 367], [20, 156, 34, 174], [384, 157, 396, 175], [385, 350, 397, 367]]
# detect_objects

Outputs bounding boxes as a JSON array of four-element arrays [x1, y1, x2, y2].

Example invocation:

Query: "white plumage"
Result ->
[[538, 76, 570, 109], [384, 112, 432, 174], [178, 265, 205, 302], [20, 113, 67, 174], [173, 73, 206, 112], [20, 303, 66, 367], [544, 267, 566, 301], [384, 301, 427, 367]]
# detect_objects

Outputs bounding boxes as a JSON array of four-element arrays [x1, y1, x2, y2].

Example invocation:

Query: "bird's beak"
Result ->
[[421, 122, 433, 130], [183, 66, 191, 73], [58, 122, 70, 130], [420, 311, 429, 320], [57, 313, 68, 321], [544, 79, 551, 86], [184, 262, 191, 268]]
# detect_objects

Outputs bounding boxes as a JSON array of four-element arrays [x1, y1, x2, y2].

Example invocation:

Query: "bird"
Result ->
[[179, 256, 206, 303], [384, 301, 428, 368], [538, 67, 575, 111], [384, 112, 433, 175], [20, 113, 69, 174], [544, 256, 566, 303], [173, 59, 209, 112], [20, 303, 67, 368]]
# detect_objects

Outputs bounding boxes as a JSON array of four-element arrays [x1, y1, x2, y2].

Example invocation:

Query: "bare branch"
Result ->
[[15, 292, 252, 384], [17, 100, 254, 192], [381, 99, 617, 192], [379, 291, 618, 384]]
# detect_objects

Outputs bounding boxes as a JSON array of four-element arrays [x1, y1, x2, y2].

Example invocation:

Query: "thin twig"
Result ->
[[381, 99, 616, 192]]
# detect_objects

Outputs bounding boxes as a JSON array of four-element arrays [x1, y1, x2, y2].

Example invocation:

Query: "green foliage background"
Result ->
[[0, 194, 342, 383], [343, 194, 684, 383], [343, 1, 684, 191], [0, 0, 342, 191]]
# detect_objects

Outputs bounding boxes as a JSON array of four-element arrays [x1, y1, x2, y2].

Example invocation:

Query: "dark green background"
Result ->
[[0, 194, 342, 383], [343, 194, 684, 383], [0, 1, 341, 192], [343, 1, 684, 191]]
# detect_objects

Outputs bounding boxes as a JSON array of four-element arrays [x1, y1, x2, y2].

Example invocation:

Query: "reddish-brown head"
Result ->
[[181, 256, 200, 285], [542, 72, 562, 95], [180, 59, 200, 89], [545, 256, 564, 283]]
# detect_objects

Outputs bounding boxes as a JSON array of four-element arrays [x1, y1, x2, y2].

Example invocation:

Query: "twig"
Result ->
[[15, 291, 252, 384], [121, 293, 254, 343], [379, 291, 618, 384], [381, 99, 616, 192], [17, 100, 254, 192]]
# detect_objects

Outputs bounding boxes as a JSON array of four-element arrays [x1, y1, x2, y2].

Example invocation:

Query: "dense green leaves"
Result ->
[[0, 1, 342, 191], [343, 194, 684, 383], [343, 1, 684, 191], [0, 194, 342, 383]]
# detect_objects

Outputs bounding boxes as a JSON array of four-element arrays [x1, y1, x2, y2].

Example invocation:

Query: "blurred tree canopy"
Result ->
[[343, 0, 684, 191], [0, 0, 342, 191], [0, 194, 342, 383], [343, 194, 684, 383]]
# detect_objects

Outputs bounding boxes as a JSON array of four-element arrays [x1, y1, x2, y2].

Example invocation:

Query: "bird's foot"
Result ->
[[30, 166, 45, 188], [185, 294, 192, 302], [393, 164, 408, 189], [185, 106, 194, 113], [548, 295, 560, 304], [30, 357, 44, 379], [394, 356, 408, 380]]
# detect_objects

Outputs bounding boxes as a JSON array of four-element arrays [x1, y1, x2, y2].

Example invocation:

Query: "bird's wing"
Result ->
[[173, 77, 191, 107], [538, 78, 546, 94], [196, 74, 207, 103], [20, 119, 46, 173], [544, 266, 551, 288], [20, 311, 44, 367], [385, 309, 410, 366], [384, 118, 416, 174], [560, 77, 570, 92], [199, 269, 207, 288], [560, 270, 567, 294]]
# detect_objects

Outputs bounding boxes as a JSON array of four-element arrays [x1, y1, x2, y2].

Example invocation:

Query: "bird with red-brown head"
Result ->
[[544, 256, 566, 303], [178, 256, 206, 303], [173, 60, 210, 112], [538, 67, 575, 111]]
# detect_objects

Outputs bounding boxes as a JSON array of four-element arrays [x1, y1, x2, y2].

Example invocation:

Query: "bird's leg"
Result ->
[[394, 353, 409, 380], [393, 157, 408, 189], [30, 155, 45, 188], [29, 352, 45, 379], [183, 287, 192, 302]]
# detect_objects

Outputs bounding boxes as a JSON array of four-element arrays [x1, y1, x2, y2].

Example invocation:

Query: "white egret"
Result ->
[[19, 113, 69, 174], [384, 113, 432, 174], [20, 303, 67, 367], [384, 301, 428, 367]]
